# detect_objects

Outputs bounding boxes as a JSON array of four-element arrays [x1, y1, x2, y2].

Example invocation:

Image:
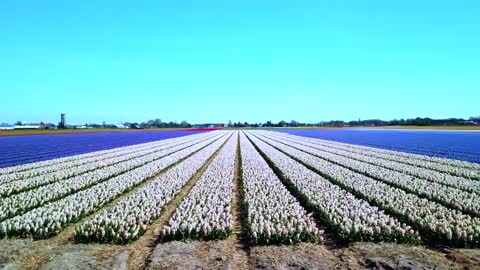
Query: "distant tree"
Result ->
[[289, 120, 299, 127], [57, 122, 65, 129], [153, 118, 162, 128], [278, 120, 286, 127], [180, 121, 191, 128], [146, 120, 155, 127], [228, 120, 233, 127], [129, 122, 139, 129], [233, 122, 245, 128], [15, 121, 22, 126], [390, 119, 400, 126], [469, 116, 480, 122]]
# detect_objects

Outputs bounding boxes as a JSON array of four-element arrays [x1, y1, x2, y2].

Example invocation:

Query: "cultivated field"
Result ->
[[0, 130, 479, 269]]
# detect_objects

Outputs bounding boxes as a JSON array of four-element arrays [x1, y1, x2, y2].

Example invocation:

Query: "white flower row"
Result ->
[[0, 132, 210, 176], [265, 132, 480, 194], [162, 132, 238, 241], [257, 133, 480, 217], [0, 133, 218, 197], [0, 132, 229, 239], [0, 132, 212, 184], [0, 132, 222, 220], [0, 139, 165, 184], [240, 132, 322, 244], [245, 131, 419, 243], [0, 138, 163, 175], [265, 132, 480, 182], [252, 132, 480, 246], [273, 131, 480, 176], [75, 132, 232, 243]]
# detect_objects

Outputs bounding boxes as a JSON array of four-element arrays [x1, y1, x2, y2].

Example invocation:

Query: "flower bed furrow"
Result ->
[[275, 131, 480, 174], [0, 132, 211, 176], [251, 132, 480, 247], [75, 132, 232, 243], [0, 133, 223, 221], [239, 132, 322, 245], [0, 132, 213, 184], [245, 131, 419, 243], [0, 133, 218, 197], [267, 132, 480, 186], [257, 132, 480, 216], [162, 131, 238, 241], [0, 132, 228, 239]]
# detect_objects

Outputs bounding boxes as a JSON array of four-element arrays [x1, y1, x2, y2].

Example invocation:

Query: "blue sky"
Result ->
[[0, 1, 479, 124]]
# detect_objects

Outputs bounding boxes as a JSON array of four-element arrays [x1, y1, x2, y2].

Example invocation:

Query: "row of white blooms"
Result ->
[[75, 132, 232, 244], [240, 132, 322, 244], [0, 132, 212, 184], [0, 140, 168, 184], [265, 132, 480, 186], [245, 132, 420, 243], [264, 132, 480, 194], [251, 132, 480, 246], [0, 132, 228, 239], [162, 132, 238, 241], [0, 133, 221, 221], [0, 139, 166, 176], [257, 133, 480, 217], [275, 132, 480, 176], [0, 133, 218, 197], [0, 132, 209, 176]]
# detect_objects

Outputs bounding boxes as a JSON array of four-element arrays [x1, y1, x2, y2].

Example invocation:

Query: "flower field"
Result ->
[[279, 129, 480, 163], [1, 129, 480, 250], [0, 130, 209, 168]]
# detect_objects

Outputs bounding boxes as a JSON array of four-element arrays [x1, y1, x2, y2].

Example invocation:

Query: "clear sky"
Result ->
[[0, 0, 479, 125]]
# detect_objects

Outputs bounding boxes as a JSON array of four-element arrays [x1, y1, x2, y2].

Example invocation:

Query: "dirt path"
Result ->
[[128, 134, 232, 270], [228, 132, 250, 270]]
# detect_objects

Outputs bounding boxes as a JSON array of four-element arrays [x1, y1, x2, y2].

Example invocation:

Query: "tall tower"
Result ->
[[61, 113, 66, 127]]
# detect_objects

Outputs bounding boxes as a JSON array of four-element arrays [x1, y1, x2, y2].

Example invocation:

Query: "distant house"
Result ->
[[14, 125, 41, 129]]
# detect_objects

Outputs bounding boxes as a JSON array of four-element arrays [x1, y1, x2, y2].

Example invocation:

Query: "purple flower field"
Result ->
[[0, 130, 208, 168], [278, 129, 480, 164]]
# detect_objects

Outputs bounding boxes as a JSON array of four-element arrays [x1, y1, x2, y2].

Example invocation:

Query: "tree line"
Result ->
[[4, 116, 479, 130], [122, 119, 191, 129], [227, 117, 480, 128], [65, 119, 192, 129]]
